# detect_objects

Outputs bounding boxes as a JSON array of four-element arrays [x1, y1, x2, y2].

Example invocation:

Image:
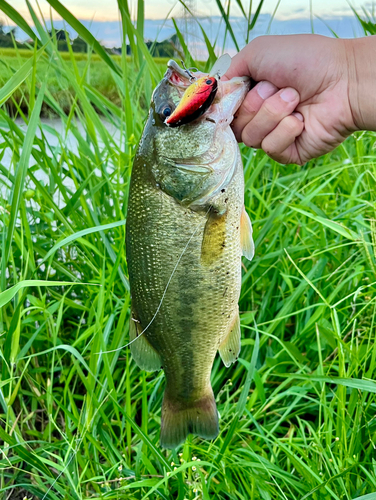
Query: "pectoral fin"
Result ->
[[201, 209, 227, 266], [129, 310, 162, 372], [240, 206, 254, 261], [219, 312, 241, 367]]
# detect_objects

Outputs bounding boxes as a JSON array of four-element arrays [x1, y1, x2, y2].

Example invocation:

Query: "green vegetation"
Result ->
[[0, 25, 24, 49], [0, 23, 89, 52], [0, 1, 375, 499], [0, 48, 171, 115]]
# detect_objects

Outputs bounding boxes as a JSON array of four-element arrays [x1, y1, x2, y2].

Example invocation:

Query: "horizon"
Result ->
[[1, 2, 369, 56], [4, 12, 364, 53], [3, 0, 370, 23]]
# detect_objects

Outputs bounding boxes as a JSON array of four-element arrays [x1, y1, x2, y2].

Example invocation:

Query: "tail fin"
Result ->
[[160, 389, 219, 448]]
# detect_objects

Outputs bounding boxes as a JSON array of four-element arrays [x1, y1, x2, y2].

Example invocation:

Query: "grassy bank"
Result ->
[[0, 1, 376, 500], [0, 48, 170, 114]]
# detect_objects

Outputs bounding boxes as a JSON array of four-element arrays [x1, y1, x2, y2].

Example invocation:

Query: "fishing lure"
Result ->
[[166, 54, 232, 127]]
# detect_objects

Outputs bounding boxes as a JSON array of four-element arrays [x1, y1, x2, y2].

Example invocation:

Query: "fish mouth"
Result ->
[[165, 60, 250, 126], [166, 60, 198, 87]]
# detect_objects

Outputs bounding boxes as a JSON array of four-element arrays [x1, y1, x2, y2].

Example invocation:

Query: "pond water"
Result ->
[[0, 117, 121, 203]]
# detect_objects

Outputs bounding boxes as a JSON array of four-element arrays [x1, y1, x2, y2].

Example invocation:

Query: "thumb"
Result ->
[[223, 51, 254, 81], [223, 37, 270, 82]]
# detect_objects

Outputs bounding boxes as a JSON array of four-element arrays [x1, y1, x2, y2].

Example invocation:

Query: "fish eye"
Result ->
[[156, 102, 175, 123], [162, 106, 172, 117], [206, 79, 213, 85]]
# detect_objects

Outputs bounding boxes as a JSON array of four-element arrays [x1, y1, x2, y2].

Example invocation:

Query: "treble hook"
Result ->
[[181, 60, 197, 82]]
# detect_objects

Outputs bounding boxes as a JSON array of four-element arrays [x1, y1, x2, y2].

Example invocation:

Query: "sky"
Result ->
[[2, 0, 370, 54], [3, 0, 371, 22]]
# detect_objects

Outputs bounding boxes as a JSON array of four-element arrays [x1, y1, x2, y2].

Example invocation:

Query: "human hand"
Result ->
[[225, 34, 369, 165]]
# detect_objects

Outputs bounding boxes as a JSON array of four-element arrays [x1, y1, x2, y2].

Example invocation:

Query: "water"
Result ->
[[0, 118, 121, 205]]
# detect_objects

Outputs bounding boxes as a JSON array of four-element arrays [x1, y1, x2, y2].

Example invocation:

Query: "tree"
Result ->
[[72, 36, 87, 53], [47, 29, 70, 51], [0, 23, 25, 48], [143, 35, 182, 58]]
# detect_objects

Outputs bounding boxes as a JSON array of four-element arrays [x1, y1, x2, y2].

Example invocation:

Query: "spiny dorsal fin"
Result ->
[[240, 206, 254, 261]]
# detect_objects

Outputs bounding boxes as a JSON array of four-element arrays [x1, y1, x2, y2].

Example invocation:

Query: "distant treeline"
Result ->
[[2, 24, 181, 57], [0, 26, 25, 49], [113, 34, 181, 58], [0, 27, 89, 52]]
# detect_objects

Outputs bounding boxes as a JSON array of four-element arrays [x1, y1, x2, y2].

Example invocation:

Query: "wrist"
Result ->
[[345, 36, 376, 132]]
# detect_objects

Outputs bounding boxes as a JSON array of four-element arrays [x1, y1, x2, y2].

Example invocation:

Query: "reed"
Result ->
[[0, 1, 375, 499]]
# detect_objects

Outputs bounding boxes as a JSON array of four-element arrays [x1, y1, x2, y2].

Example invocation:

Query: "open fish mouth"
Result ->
[[166, 60, 195, 87], [164, 59, 250, 127]]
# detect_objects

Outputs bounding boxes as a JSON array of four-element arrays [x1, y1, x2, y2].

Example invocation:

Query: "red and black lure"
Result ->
[[166, 54, 231, 128]]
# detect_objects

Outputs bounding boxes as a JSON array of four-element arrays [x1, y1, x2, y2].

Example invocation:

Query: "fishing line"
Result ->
[[99, 205, 212, 355], [40, 371, 171, 497], [41, 392, 111, 500]]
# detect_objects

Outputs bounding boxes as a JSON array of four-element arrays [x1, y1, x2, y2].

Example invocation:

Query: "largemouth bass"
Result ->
[[126, 59, 254, 448]]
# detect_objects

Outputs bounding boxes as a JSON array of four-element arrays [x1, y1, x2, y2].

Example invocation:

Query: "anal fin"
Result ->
[[241, 206, 254, 261], [129, 309, 162, 372], [219, 312, 241, 367]]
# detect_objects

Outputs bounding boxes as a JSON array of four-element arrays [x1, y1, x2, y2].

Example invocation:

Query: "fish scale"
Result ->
[[126, 60, 253, 448], [127, 162, 242, 396]]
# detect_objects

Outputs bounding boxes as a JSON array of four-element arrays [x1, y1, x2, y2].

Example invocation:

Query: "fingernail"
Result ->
[[293, 111, 304, 121], [257, 81, 278, 99], [280, 88, 299, 103]]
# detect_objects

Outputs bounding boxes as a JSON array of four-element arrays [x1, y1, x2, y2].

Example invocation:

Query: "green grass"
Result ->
[[0, 48, 170, 115], [0, 1, 376, 499]]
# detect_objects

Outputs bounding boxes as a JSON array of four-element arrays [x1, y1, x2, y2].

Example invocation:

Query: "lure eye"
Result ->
[[162, 106, 172, 117], [206, 79, 213, 85]]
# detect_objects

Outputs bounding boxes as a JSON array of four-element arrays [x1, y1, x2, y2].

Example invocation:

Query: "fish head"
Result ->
[[151, 59, 250, 131], [139, 59, 250, 206]]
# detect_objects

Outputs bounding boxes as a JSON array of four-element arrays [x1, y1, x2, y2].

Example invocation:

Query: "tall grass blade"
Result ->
[[216, 327, 260, 462], [2, 84, 45, 273], [45, 0, 122, 76], [214, 0, 240, 51], [0, 425, 54, 477], [41, 220, 127, 264], [0, 0, 37, 41], [0, 46, 44, 106], [0, 280, 84, 308]]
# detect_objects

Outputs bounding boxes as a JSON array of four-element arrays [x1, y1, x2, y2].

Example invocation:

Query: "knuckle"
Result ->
[[241, 125, 261, 149], [261, 136, 280, 157], [241, 134, 253, 148], [266, 149, 287, 164], [242, 130, 260, 149], [263, 145, 278, 157], [252, 35, 268, 49], [261, 100, 280, 120], [271, 154, 287, 165], [240, 93, 259, 116], [241, 128, 250, 146], [283, 115, 303, 136]]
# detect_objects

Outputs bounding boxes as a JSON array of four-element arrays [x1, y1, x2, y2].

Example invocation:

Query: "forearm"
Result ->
[[345, 36, 376, 131]]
